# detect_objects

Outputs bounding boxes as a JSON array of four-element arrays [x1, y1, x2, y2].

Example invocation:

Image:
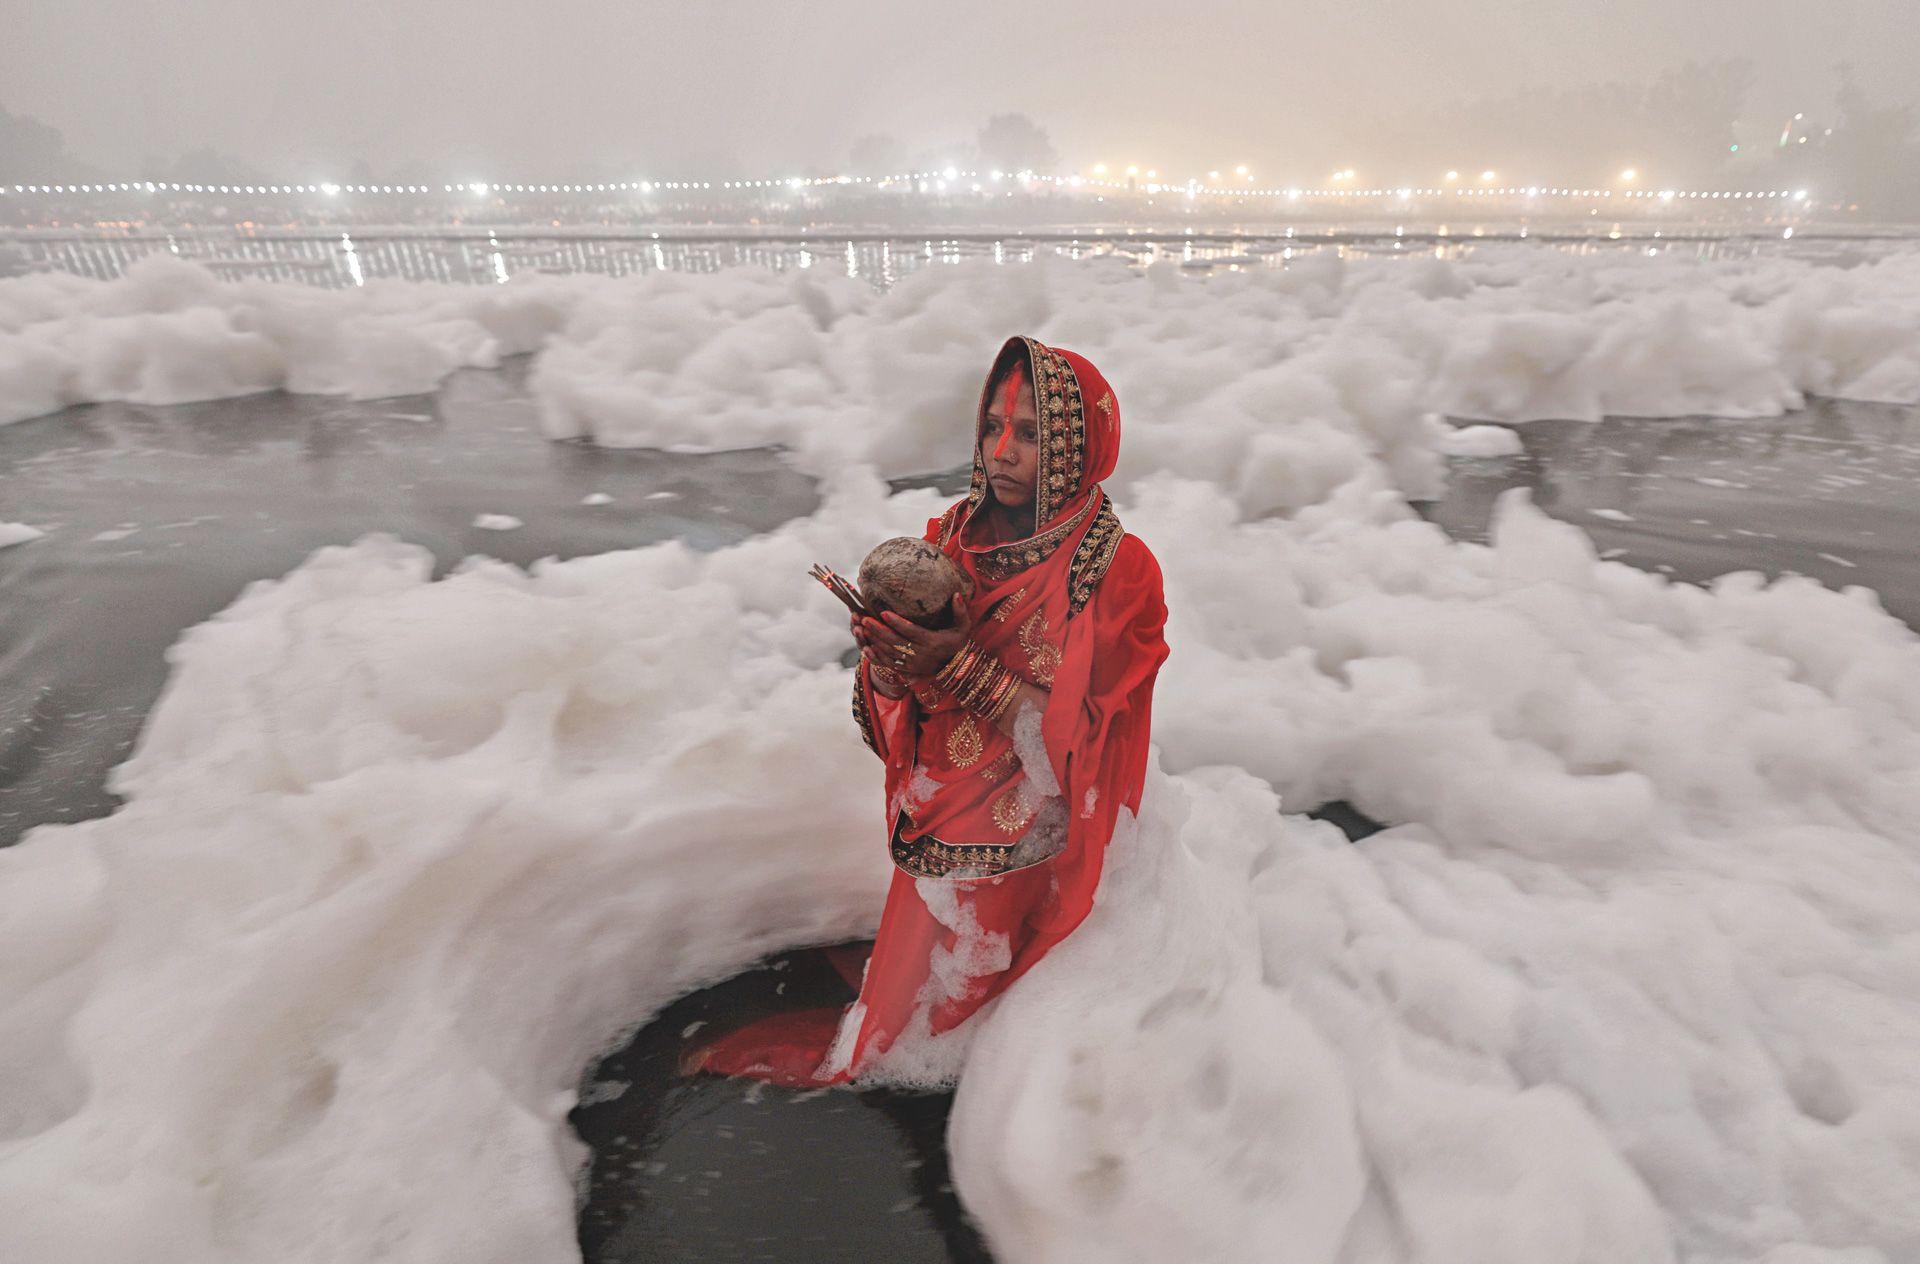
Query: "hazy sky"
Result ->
[[6, 0, 1916, 181]]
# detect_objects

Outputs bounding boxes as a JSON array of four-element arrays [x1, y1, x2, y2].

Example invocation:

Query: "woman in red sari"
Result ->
[[696, 335, 1169, 1085]]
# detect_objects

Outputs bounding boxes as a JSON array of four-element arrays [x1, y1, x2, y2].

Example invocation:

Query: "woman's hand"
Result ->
[[858, 593, 974, 679]]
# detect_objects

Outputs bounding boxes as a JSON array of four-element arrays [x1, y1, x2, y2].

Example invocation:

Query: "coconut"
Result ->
[[857, 537, 973, 629]]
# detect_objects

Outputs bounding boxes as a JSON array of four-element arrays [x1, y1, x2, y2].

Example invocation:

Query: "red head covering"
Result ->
[[960, 336, 1122, 546]]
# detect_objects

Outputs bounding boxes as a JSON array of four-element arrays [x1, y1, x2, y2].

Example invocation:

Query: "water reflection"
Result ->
[[9, 227, 1913, 290]]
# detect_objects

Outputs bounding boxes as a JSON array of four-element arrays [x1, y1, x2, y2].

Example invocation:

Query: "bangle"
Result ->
[[981, 670, 1022, 722], [867, 655, 905, 690], [934, 641, 983, 691], [956, 655, 1002, 710]]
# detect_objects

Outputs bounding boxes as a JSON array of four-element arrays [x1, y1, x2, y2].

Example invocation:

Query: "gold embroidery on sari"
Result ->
[[1018, 609, 1060, 686], [991, 586, 1030, 622], [965, 490, 1095, 582], [991, 785, 1035, 834], [936, 502, 964, 548], [1067, 495, 1126, 616], [890, 826, 1019, 879], [980, 748, 1019, 785], [851, 665, 879, 755], [1028, 342, 1085, 526], [946, 713, 984, 768]]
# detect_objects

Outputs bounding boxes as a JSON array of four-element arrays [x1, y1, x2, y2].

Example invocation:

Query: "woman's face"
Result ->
[[980, 369, 1039, 511]]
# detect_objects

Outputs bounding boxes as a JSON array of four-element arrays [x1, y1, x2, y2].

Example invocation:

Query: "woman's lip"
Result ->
[[990, 474, 1017, 484]]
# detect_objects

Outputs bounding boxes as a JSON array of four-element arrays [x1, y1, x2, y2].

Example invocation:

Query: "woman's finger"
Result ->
[[863, 618, 908, 652], [881, 610, 930, 644]]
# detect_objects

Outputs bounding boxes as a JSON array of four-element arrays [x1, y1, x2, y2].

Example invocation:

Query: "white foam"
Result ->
[[0, 522, 44, 549], [9, 249, 1920, 522], [1438, 422, 1525, 457]]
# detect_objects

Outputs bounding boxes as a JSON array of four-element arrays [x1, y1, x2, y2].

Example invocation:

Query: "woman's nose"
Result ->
[[991, 426, 1014, 461]]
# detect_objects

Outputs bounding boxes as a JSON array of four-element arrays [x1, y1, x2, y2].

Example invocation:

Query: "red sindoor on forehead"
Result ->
[[990, 360, 1026, 461]]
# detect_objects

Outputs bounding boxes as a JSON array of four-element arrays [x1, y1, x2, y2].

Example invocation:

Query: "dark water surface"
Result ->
[[3, 377, 1917, 1261], [1424, 398, 1920, 629]]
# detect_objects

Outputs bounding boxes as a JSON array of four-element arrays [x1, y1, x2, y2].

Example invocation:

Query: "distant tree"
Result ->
[[1364, 61, 1752, 186], [976, 114, 1058, 175], [165, 146, 268, 185], [387, 158, 435, 186], [907, 142, 979, 175], [1825, 63, 1920, 217], [0, 104, 96, 180], [847, 133, 906, 176]]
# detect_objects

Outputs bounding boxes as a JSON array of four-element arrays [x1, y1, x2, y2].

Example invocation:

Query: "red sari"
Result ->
[[696, 336, 1170, 1085]]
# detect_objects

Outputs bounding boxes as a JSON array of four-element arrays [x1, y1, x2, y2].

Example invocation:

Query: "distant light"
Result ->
[[469, 182, 488, 196], [1479, 170, 1496, 183], [1619, 168, 1637, 182], [1794, 189, 1809, 201], [1092, 163, 1108, 175], [942, 166, 958, 180], [1444, 170, 1459, 182], [321, 182, 340, 196], [1125, 165, 1139, 176], [1207, 170, 1220, 180], [1234, 164, 1249, 177], [1729, 144, 1740, 153], [1145, 168, 1157, 178]]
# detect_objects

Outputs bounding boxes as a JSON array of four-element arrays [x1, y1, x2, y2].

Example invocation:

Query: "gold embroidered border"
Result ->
[[851, 664, 880, 755], [1028, 341, 1086, 526], [891, 816, 1020, 878], [967, 490, 1096, 582], [1067, 494, 1126, 616]]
